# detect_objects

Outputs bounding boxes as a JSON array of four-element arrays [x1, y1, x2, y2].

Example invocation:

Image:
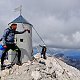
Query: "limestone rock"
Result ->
[[1, 53, 80, 80]]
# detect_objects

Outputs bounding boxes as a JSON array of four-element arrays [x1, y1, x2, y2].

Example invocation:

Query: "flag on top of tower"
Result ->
[[14, 5, 22, 12]]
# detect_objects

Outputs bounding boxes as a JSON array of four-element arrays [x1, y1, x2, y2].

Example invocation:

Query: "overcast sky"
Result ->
[[0, 0, 80, 49]]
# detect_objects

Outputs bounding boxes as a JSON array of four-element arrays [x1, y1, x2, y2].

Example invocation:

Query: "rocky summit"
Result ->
[[1, 53, 80, 80]]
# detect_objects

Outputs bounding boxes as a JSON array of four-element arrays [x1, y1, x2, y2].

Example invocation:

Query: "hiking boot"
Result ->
[[43, 56, 47, 59], [16, 61, 22, 66]]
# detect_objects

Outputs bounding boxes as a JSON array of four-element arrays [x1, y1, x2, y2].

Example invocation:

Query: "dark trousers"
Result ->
[[1, 44, 21, 65], [41, 51, 46, 58]]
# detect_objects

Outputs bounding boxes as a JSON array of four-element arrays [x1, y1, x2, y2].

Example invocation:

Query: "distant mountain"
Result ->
[[33, 48, 80, 70], [54, 53, 80, 70]]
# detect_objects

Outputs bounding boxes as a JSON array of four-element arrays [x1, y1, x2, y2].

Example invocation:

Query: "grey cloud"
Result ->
[[0, 0, 80, 49]]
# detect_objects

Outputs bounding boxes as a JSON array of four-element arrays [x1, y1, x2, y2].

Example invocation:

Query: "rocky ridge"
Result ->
[[1, 53, 80, 80]]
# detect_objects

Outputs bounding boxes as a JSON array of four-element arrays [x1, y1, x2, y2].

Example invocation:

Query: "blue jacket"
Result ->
[[3, 28, 26, 45]]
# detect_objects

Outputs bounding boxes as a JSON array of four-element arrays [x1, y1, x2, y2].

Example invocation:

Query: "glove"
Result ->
[[27, 30, 30, 33], [3, 45, 7, 48], [25, 29, 30, 33]]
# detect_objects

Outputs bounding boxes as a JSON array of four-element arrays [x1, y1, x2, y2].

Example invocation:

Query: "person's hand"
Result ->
[[27, 30, 30, 33], [25, 29, 30, 33], [3, 45, 7, 48]]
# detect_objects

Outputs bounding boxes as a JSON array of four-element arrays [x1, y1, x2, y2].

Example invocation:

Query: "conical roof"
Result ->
[[9, 15, 32, 26]]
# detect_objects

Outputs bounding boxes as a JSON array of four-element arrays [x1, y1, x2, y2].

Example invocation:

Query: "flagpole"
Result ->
[[14, 5, 22, 16], [20, 5, 22, 15]]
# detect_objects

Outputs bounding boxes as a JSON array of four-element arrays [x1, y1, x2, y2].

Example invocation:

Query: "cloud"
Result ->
[[0, 0, 80, 49]]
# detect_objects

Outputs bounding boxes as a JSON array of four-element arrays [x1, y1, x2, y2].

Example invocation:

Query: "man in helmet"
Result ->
[[1, 23, 30, 70], [39, 45, 47, 59]]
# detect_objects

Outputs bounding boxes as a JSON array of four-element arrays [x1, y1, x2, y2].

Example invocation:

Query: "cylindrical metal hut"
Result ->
[[8, 15, 33, 63]]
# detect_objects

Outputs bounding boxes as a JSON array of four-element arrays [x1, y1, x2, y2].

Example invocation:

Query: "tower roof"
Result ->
[[9, 15, 32, 26]]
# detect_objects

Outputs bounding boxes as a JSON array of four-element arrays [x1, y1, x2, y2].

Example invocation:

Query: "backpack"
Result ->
[[5, 28, 11, 40]]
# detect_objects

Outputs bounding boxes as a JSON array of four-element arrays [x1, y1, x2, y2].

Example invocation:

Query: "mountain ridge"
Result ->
[[1, 53, 80, 80]]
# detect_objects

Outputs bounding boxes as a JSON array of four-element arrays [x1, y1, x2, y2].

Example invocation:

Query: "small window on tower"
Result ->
[[20, 39, 23, 42]]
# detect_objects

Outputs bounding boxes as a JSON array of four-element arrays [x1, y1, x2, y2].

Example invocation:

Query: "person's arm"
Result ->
[[15, 29, 30, 34], [39, 45, 43, 47]]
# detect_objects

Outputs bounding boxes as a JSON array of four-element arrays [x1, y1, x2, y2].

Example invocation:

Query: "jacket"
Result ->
[[3, 28, 26, 45]]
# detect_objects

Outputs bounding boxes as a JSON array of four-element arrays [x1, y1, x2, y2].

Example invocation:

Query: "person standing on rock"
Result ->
[[1, 23, 30, 70], [39, 45, 47, 59]]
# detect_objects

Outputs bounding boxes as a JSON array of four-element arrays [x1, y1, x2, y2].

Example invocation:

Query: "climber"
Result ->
[[1, 23, 30, 70], [39, 45, 47, 59]]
